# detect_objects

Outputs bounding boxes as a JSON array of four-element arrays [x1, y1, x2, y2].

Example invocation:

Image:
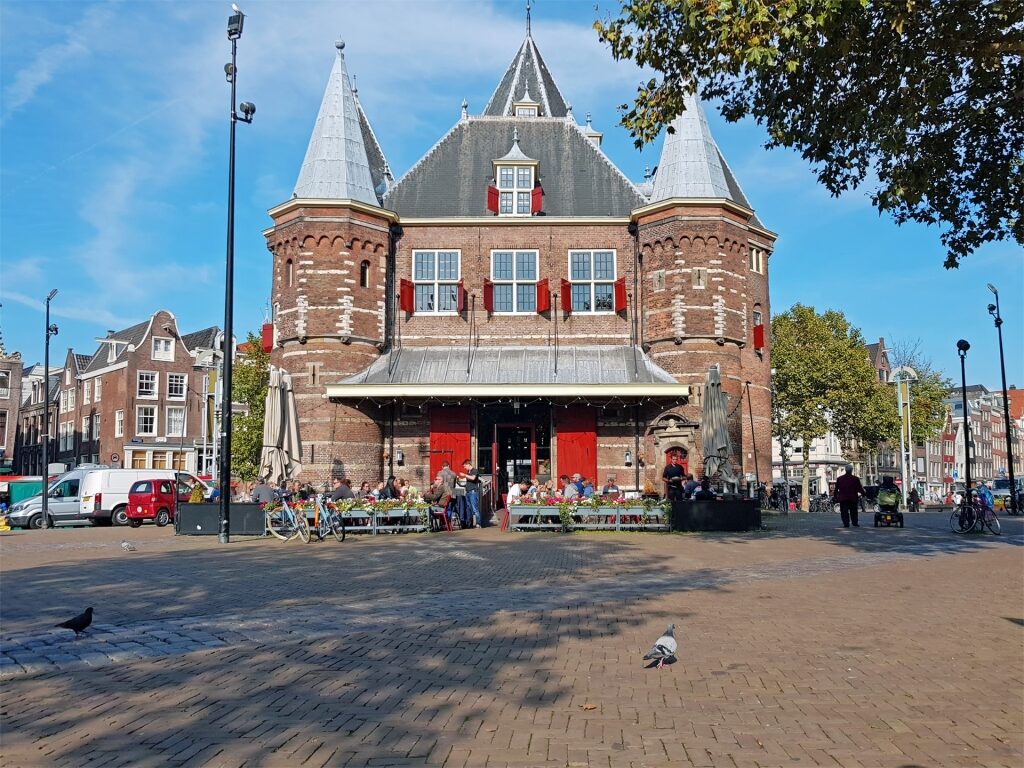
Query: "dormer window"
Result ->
[[515, 105, 537, 117], [488, 128, 542, 217], [513, 89, 540, 118]]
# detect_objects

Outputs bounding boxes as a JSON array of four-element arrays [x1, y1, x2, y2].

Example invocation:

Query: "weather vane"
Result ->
[[526, 0, 532, 35]]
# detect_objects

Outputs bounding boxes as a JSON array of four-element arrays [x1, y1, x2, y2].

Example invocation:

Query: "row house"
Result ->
[[14, 364, 58, 476], [948, 385, 995, 483], [267, 28, 776, 498], [912, 409, 956, 499], [15, 310, 219, 476], [0, 343, 24, 472]]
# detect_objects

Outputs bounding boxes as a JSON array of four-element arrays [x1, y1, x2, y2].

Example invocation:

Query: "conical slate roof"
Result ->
[[650, 92, 755, 212], [482, 33, 569, 118], [293, 41, 380, 205]]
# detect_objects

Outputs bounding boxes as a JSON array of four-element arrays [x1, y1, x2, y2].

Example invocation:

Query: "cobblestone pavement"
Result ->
[[1, 512, 1021, 767]]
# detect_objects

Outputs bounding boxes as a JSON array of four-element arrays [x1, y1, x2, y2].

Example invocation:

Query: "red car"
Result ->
[[126, 479, 189, 527]]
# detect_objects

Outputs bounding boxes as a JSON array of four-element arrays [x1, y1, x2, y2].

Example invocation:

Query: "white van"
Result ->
[[81, 469, 209, 526], [7, 465, 108, 529]]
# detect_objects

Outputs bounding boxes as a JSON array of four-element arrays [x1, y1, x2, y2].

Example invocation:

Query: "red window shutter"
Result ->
[[531, 184, 543, 214], [555, 405, 597, 482], [613, 277, 627, 313], [399, 278, 414, 313], [560, 278, 572, 314], [483, 278, 494, 313], [536, 278, 550, 313], [486, 185, 499, 213], [753, 323, 765, 350], [457, 280, 466, 313], [260, 323, 274, 353]]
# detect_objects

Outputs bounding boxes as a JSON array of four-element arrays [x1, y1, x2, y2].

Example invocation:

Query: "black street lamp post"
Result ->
[[957, 340, 972, 503], [770, 368, 789, 513], [219, 5, 255, 544], [41, 289, 58, 529], [987, 284, 1018, 515]]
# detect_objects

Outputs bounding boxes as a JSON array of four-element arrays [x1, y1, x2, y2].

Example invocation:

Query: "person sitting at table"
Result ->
[[560, 474, 580, 501], [693, 478, 717, 501], [423, 474, 453, 530], [506, 478, 528, 507], [602, 476, 620, 498], [581, 479, 595, 498]]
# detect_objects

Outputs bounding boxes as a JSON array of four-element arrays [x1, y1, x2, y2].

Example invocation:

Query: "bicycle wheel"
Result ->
[[950, 507, 974, 534], [985, 512, 1001, 535], [294, 511, 311, 543], [328, 512, 346, 542], [267, 510, 294, 541]]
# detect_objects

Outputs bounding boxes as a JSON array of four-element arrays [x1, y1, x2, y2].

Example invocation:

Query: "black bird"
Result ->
[[56, 607, 93, 638]]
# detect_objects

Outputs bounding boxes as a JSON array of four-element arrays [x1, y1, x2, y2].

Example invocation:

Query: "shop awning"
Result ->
[[325, 345, 690, 401]]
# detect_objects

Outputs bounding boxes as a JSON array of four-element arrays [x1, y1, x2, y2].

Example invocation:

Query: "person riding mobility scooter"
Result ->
[[874, 476, 904, 528]]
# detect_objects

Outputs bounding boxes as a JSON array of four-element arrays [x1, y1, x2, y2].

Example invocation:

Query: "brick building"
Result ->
[[15, 310, 219, 475], [265, 33, 776, 501], [0, 342, 24, 472], [13, 364, 57, 476]]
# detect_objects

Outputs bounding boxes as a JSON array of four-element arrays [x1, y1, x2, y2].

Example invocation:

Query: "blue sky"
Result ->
[[2, 0, 1021, 390]]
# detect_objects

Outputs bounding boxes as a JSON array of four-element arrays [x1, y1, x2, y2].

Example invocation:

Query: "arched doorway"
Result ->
[[665, 446, 688, 475]]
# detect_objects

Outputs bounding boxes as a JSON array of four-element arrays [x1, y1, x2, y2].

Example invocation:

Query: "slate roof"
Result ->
[[74, 354, 92, 372], [384, 117, 646, 218], [483, 34, 569, 118], [293, 41, 379, 205], [340, 345, 677, 386], [81, 319, 149, 374], [354, 94, 394, 199], [651, 93, 764, 227], [180, 326, 220, 352]]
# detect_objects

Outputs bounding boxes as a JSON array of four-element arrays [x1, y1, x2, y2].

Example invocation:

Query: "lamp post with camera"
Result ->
[[220, 4, 256, 544], [41, 289, 58, 529], [987, 284, 1017, 515], [957, 340, 972, 504]]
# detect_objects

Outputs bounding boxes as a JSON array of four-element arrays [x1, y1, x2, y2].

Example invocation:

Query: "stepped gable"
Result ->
[[384, 118, 646, 218], [482, 32, 569, 118], [293, 40, 380, 205]]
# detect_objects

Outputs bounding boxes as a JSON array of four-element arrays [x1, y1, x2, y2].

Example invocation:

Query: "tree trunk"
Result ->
[[801, 441, 811, 511]]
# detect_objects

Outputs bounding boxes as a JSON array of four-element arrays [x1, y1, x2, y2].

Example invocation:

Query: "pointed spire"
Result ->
[[293, 39, 379, 205], [526, 0, 532, 36], [460, 98, 469, 122], [482, 28, 570, 117], [649, 92, 754, 209], [496, 127, 535, 163], [565, 103, 574, 122]]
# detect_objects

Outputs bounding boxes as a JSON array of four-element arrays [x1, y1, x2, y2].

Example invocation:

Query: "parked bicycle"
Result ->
[[809, 495, 836, 514], [265, 498, 311, 542], [311, 494, 346, 542], [949, 492, 1000, 535]]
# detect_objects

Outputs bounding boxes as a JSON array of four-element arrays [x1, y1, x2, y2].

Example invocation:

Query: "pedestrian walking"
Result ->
[[834, 464, 865, 528]]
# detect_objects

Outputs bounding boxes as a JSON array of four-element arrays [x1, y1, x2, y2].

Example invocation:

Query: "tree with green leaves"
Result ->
[[231, 332, 270, 482], [595, 1, 1023, 267], [887, 337, 955, 444], [771, 304, 899, 509]]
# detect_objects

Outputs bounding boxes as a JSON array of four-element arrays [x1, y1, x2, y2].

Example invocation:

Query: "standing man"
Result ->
[[439, 461, 457, 493], [834, 463, 865, 528], [460, 459, 481, 527], [662, 456, 685, 501]]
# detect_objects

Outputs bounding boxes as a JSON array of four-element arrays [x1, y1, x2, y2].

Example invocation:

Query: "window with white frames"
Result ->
[[138, 371, 158, 399], [60, 391, 68, 411], [692, 268, 707, 289], [68, 387, 75, 409], [136, 406, 156, 436], [92, 414, 100, 441], [491, 250, 538, 312], [94, 376, 102, 401], [0, 371, 9, 398], [166, 406, 185, 437], [168, 373, 186, 400], [753, 306, 763, 327], [65, 370, 70, 385], [83, 381, 91, 404], [497, 165, 534, 216], [412, 251, 460, 312], [152, 337, 174, 361], [82, 417, 89, 441], [749, 247, 765, 274], [115, 410, 124, 438], [569, 250, 616, 312], [0, 410, 6, 447]]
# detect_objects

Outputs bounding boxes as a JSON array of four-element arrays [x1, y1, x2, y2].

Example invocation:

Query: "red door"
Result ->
[[556, 406, 597, 482], [665, 447, 688, 475], [429, 406, 471, 479]]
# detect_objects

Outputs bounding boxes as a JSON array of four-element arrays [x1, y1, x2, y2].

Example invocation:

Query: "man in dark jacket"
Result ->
[[834, 464, 865, 528]]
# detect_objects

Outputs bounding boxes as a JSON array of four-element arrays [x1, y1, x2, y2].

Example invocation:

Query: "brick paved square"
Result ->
[[1, 513, 1022, 767]]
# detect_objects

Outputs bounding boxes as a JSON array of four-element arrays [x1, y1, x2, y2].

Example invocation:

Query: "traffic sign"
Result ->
[[111, 453, 119, 462]]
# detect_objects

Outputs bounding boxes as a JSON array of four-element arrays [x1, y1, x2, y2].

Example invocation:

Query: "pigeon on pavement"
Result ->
[[56, 607, 94, 638], [643, 623, 678, 669], [121, 540, 136, 552]]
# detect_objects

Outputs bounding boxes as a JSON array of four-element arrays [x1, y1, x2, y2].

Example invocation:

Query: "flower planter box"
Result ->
[[507, 503, 671, 532], [507, 504, 562, 531], [373, 506, 427, 533]]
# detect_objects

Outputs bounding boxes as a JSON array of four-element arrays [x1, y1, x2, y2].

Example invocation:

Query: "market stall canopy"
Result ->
[[325, 345, 690, 401]]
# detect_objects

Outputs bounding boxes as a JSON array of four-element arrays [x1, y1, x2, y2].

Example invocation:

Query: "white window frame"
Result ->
[[749, 247, 765, 274], [92, 414, 101, 441], [490, 250, 539, 314], [137, 371, 158, 399], [0, 371, 9, 399], [568, 250, 617, 314], [65, 369, 70, 385], [692, 268, 708, 289], [515, 105, 538, 117], [136, 405, 157, 437], [166, 406, 186, 438], [94, 376, 102, 402], [68, 387, 75, 409], [82, 417, 90, 441], [167, 373, 187, 401], [152, 336, 174, 362], [412, 250, 461, 314], [83, 380, 91, 405], [0, 409, 7, 448], [496, 165, 534, 217], [115, 409, 124, 438], [753, 307, 763, 327]]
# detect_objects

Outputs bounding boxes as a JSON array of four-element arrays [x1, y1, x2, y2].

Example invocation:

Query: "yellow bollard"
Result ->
[[0, 515, 11, 532]]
